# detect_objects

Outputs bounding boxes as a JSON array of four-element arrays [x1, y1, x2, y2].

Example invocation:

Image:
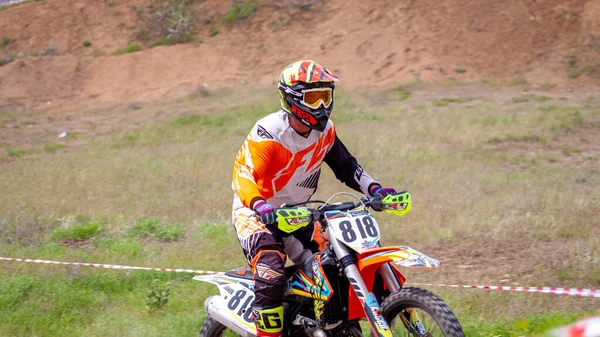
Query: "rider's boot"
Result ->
[[253, 305, 284, 337]]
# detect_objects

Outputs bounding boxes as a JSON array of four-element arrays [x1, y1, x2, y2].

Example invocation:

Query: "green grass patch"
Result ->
[[127, 219, 184, 242], [433, 97, 473, 106], [481, 79, 504, 87], [462, 311, 587, 337], [44, 143, 66, 153], [488, 132, 541, 144], [223, 0, 256, 24], [385, 85, 412, 101], [511, 96, 530, 103], [1, 36, 11, 48], [50, 220, 104, 242], [147, 34, 194, 48], [0, 272, 208, 337], [539, 105, 561, 112], [5, 146, 27, 157], [567, 68, 580, 79], [209, 25, 219, 36], [509, 75, 528, 86], [453, 66, 466, 74], [114, 43, 142, 55]]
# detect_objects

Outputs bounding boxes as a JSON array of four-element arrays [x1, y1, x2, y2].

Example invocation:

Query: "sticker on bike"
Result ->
[[222, 284, 254, 326]]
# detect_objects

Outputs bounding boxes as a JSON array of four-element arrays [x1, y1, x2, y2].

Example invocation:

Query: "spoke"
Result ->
[[390, 307, 445, 337]]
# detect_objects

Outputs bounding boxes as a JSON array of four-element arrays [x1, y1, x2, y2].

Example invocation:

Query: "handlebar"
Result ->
[[272, 191, 410, 233], [280, 194, 385, 221]]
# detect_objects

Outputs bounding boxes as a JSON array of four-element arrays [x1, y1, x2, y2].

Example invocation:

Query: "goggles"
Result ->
[[300, 88, 333, 109]]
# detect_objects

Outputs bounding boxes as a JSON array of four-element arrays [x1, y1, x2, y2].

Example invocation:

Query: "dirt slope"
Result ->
[[1, 0, 599, 113]]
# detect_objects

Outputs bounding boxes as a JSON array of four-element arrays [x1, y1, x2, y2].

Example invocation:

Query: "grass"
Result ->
[[567, 68, 580, 79], [50, 220, 104, 242], [5, 146, 27, 157], [511, 94, 552, 104], [1, 36, 11, 48], [1, 88, 598, 336], [509, 75, 528, 86], [209, 25, 219, 37], [147, 34, 195, 48], [44, 143, 66, 153], [114, 43, 142, 55], [433, 97, 473, 106], [385, 85, 412, 100], [126, 219, 185, 242], [223, 0, 256, 24]]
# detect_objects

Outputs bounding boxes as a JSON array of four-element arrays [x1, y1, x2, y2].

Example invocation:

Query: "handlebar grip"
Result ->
[[369, 194, 384, 212]]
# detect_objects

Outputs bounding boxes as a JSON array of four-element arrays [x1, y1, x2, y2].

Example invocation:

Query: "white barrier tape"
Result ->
[[410, 283, 599, 298], [0, 257, 221, 275], [2, 257, 598, 298]]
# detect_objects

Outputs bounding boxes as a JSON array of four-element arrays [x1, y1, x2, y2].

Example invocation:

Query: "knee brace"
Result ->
[[251, 249, 286, 308]]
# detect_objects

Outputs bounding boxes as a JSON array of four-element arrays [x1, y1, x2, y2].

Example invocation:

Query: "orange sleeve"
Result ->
[[232, 136, 274, 208]]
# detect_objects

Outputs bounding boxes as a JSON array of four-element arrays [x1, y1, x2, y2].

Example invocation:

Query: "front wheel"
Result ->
[[380, 287, 465, 337], [199, 316, 241, 337]]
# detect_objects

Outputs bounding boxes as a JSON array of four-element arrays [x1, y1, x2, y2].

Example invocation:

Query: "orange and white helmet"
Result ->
[[278, 60, 340, 132]]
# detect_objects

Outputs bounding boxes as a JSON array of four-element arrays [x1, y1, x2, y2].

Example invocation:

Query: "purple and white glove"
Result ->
[[253, 201, 277, 225], [371, 186, 397, 197]]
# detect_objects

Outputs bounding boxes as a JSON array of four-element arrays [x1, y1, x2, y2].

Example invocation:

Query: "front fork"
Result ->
[[328, 226, 428, 337], [379, 254, 428, 336], [327, 227, 394, 337]]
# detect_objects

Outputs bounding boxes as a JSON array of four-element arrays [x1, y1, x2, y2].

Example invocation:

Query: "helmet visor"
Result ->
[[301, 88, 332, 109]]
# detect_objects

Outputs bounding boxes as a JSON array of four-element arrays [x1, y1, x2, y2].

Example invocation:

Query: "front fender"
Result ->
[[358, 245, 440, 270], [348, 245, 438, 322]]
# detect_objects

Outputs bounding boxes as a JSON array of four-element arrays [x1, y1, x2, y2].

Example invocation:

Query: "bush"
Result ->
[[145, 279, 170, 311], [0, 54, 14, 66], [135, 0, 196, 45]]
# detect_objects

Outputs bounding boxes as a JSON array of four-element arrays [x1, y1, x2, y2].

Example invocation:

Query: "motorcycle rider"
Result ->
[[231, 60, 399, 337]]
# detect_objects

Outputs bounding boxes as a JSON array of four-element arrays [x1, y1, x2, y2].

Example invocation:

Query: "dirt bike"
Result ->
[[194, 191, 465, 337]]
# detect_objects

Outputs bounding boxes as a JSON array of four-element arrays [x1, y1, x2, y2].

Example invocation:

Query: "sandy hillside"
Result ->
[[0, 0, 599, 113]]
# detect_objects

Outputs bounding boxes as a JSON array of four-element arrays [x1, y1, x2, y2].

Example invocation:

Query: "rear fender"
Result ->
[[194, 274, 257, 335], [193, 273, 255, 291]]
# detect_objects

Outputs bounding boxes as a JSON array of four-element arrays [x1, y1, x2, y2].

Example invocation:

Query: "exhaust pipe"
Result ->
[[205, 296, 256, 337]]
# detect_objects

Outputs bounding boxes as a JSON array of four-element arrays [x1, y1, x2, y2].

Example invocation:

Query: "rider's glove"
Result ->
[[372, 186, 397, 197], [253, 201, 277, 225]]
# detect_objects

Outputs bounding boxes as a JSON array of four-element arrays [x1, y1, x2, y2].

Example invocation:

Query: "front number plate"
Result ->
[[326, 211, 381, 253]]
